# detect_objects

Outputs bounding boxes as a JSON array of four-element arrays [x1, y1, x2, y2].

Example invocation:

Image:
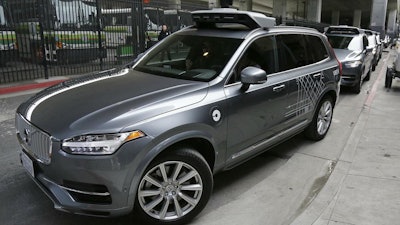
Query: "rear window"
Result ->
[[305, 35, 329, 62], [327, 35, 363, 51]]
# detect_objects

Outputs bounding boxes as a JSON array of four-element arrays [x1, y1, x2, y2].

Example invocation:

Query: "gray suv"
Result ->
[[325, 26, 373, 93], [16, 9, 340, 225]]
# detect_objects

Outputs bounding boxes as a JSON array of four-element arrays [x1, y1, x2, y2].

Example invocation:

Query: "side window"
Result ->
[[228, 36, 276, 84], [305, 35, 329, 63], [362, 36, 369, 49], [276, 34, 308, 72]]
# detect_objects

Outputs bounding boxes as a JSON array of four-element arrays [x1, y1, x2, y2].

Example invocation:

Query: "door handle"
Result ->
[[273, 84, 285, 92], [312, 73, 321, 79]]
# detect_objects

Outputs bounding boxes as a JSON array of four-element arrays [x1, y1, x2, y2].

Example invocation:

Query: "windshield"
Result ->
[[134, 34, 242, 82], [327, 35, 363, 51]]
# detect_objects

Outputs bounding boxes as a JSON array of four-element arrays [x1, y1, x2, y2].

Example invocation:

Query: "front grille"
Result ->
[[16, 114, 52, 164]]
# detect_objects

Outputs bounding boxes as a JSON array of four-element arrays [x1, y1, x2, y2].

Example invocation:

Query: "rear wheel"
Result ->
[[304, 96, 334, 141], [134, 147, 213, 225]]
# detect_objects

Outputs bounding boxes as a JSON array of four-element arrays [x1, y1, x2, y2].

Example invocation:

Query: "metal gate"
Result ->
[[0, 0, 207, 84]]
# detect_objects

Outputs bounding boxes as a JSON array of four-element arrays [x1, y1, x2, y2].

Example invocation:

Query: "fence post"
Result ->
[[96, 0, 103, 70], [38, 0, 48, 79], [132, 0, 146, 58]]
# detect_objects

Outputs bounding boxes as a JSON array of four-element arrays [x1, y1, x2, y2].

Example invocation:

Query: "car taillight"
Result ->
[[328, 42, 342, 76], [336, 57, 342, 76]]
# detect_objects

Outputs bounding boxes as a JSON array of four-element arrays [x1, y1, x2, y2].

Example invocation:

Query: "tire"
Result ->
[[364, 69, 371, 81], [134, 147, 213, 225], [304, 96, 334, 141], [352, 75, 362, 94], [385, 68, 393, 88]]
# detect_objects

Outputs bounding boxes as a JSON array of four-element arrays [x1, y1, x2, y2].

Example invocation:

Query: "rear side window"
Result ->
[[276, 34, 307, 71], [362, 36, 369, 49], [276, 34, 328, 72], [305, 35, 329, 62]]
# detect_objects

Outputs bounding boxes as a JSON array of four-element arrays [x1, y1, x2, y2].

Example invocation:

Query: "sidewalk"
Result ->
[[0, 76, 68, 95], [291, 55, 400, 225]]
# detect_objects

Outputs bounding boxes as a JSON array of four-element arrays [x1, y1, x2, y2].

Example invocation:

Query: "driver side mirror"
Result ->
[[241, 66, 267, 91]]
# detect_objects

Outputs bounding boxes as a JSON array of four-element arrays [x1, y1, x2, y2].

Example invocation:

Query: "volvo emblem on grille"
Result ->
[[24, 128, 32, 146]]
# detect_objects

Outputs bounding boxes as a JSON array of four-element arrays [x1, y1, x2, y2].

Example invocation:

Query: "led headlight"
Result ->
[[62, 131, 145, 155], [344, 61, 362, 68]]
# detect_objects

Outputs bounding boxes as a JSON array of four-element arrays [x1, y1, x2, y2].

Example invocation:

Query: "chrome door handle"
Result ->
[[273, 84, 285, 92], [313, 73, 321, 79]]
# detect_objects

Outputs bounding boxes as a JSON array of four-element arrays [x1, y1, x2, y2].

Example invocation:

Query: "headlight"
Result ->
[[62, 131, 145, 155], [344, 61, 362, 68]]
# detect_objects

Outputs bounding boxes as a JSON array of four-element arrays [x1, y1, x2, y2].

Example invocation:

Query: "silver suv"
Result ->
[[326, 26, 373, 93], [16, 9, 340, 225]]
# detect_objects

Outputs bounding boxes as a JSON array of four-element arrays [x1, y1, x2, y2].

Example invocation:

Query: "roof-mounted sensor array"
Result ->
[[192, 8, 276, 29]]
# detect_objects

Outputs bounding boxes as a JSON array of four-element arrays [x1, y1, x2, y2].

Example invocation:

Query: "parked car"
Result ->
[[364, 29, 379, 71], [373, 31, 383, 60], [325, 25, 373, 93], [383, 35, 391, 48], [16, 9, 340, 225]]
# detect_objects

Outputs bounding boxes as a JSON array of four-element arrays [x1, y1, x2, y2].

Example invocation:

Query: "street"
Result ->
[[1, 49, 399, 225]]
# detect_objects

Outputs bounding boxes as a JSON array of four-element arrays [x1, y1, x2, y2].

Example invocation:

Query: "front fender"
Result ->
[[125, 123, 222, 209]]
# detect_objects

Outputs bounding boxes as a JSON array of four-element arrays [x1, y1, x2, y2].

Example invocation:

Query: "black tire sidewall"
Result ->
[[385, 68, 392, 88]]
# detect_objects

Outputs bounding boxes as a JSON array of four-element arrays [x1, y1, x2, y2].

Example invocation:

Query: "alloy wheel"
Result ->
[[137, 161, 203, 221]]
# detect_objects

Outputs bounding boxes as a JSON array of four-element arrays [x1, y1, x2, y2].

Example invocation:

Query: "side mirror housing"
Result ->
[[240, 66, 267, 91]]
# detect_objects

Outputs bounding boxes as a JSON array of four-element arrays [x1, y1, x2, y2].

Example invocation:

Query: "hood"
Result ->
[[17, 69, 208, 139], [333, 49, 362, 62]]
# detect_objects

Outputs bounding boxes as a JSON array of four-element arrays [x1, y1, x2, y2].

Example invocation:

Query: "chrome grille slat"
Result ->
[[16, 114, 52, 164]]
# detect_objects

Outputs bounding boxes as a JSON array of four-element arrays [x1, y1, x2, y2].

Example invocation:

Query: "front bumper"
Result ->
[[340, 66, 362, 87], [18, 134, 151, 217]]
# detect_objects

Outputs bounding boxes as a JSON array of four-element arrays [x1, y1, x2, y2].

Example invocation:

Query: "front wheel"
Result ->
[[304, 97, 334, 141], [385, 68, 393, 88], [364, 69, 371, 81], [352, 75, 362, 94], [134, 147, 213, 225]]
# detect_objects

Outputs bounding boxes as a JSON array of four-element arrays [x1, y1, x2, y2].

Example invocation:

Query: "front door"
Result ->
[[224, 36, 290, 165]]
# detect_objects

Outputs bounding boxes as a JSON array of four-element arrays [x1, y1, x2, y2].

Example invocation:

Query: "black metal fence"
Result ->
[[0, 0, 331, 84], [0, 0, 207, 84]]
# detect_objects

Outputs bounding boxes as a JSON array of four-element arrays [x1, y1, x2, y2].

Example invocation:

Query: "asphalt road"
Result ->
[[0, 51, 390, 225]]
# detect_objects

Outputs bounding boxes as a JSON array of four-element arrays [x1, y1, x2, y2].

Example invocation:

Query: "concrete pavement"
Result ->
[[291, 52, 400, 225]]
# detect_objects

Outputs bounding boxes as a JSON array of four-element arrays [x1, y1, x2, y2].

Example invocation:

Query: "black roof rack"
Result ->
[[192, 8, 276, 29]]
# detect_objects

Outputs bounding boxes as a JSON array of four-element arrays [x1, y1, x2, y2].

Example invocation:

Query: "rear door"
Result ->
[[276, 34, 331, 128]]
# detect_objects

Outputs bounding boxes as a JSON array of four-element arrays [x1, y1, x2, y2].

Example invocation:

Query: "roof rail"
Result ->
[[192, 8, 276, 29]]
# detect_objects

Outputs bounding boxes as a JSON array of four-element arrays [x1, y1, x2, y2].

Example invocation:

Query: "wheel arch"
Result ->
[[322, 89, 338, 107], [127, 128, 218, 209]]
